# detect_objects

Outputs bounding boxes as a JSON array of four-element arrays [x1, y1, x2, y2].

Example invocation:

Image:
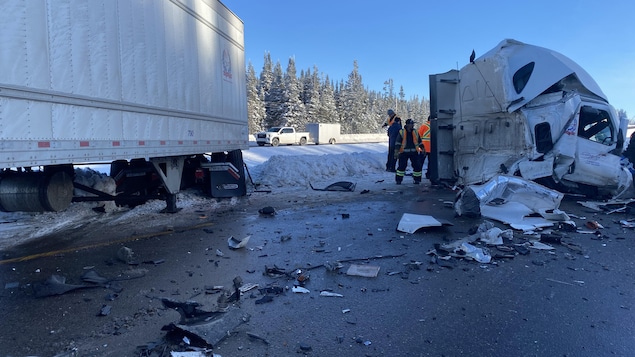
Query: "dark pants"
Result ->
[[386, 138, 398, 171], [395, 152, 423, 183]]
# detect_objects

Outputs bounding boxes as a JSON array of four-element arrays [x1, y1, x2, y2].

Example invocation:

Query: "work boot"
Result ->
[[414, 180, 420, 185]]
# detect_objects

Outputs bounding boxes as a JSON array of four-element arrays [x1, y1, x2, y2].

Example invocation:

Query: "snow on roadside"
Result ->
[[0, 143, 391, 250]]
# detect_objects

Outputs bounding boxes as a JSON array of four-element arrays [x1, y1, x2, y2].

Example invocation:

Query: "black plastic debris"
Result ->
[[264, 265, 288, 278], [81, 270, 110, 285], [540, 233, 563, 244], [433, 256, 455, 269], [162, 298, 224, 325], [161, 301, 250, 348], [309, 181, 356, 192], [258, 206, 276, 216], [247, 332, 270, 345], [32, 275, 96, 298], [258, 286, 284, 295], [515, 245, 530, 255], [142, 259, 165, 265], [255, 295, 274, 304], [4, 282, 19, 289]]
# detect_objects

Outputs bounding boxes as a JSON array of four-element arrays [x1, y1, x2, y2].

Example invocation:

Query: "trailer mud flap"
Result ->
[[203, 162, 246, 198]]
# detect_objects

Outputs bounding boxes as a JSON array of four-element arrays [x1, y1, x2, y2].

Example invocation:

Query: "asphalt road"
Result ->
[[0, 174, 634, 356]]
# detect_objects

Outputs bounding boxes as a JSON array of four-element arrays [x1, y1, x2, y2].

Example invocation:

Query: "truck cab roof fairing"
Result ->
[[475, 39, 608, 112]]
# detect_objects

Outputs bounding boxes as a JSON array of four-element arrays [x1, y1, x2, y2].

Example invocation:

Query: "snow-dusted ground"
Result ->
[[0, 143, 393, 251]]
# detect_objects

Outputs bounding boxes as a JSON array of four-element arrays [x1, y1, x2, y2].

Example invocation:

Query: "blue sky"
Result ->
[[222, 0, 635, 119]]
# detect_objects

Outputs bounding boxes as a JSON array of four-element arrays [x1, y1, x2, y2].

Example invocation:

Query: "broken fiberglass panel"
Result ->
[[397, 213, 452, 233], [480, 40, 607, 113]]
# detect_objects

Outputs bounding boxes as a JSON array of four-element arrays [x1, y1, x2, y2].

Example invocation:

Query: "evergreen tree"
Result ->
[[318, 75, 338, 124], [259, 53, 276, 128], [247, 52, 430, 134], [339, 61, 367, 134], [246, 62, 265, 133], [265, 61, 285, 127], [281, 57, 305, 128], [301, 66, 321, 124]]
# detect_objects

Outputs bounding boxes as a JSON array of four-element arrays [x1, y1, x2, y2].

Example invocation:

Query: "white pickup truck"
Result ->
[[256, 127, 311, 146]]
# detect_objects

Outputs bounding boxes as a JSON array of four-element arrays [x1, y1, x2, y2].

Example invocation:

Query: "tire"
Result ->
[[329, 138, 336, 144], [271, 138, 280, 147], [299, 137, 307, 145], [257, 143, 265, 146]]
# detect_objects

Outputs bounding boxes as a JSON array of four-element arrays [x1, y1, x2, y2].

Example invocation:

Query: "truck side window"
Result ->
[[534, 122, 553, 153], [513, 62, 535, 94], [282, 128, 293, 133], [578, 106, 613, 145]]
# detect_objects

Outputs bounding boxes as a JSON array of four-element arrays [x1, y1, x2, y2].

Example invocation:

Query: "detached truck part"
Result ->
[[0, 0, 248, 212], [307, 123, 340, 145], [429, 39, 631, 198]]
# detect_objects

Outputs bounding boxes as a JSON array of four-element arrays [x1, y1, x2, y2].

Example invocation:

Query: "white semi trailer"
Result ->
[[0, 0, 248, 212]]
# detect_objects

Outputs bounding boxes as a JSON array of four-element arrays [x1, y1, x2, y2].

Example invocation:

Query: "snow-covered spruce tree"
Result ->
[[265, 61, 285, 127], [247, 62, 265, 133], [280, 57, 305, 129], [300, 66, 321, 126], [318, 75, 338, 125], [339, 61, 368, 134]]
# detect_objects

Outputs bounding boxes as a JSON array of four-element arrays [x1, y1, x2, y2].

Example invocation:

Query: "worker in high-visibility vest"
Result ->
[[417, 117, 431, 178], [394, 119, 425, 184], [383, 109, 402, 172]]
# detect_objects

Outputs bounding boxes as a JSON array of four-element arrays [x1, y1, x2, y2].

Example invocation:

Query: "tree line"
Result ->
[[246, 53, 430, 135]]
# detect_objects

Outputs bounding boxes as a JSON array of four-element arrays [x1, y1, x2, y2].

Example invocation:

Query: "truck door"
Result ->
[[565, 105, 623, 189], [280, 127, 294, 144], [429, 70, 459, 183]]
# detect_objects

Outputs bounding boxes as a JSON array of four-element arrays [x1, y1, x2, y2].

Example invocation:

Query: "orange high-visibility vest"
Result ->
[[418, 123, 431, 153], [398, 129, 423, 153]]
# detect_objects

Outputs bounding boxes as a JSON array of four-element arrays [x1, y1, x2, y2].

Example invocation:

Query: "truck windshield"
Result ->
[[267, 127, 281, 132]]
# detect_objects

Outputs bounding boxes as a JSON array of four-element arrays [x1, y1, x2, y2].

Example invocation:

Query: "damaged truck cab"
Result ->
[[429, 39, 631, 198]]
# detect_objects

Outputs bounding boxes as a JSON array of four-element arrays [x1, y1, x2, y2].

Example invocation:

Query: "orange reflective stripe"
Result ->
[[418, 123, 431, 152]]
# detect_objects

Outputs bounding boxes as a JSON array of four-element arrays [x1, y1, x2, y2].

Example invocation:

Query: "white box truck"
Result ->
[[428, 39, 631, 198], [0, 0, 249, 212], [307, 123, 341, 145]]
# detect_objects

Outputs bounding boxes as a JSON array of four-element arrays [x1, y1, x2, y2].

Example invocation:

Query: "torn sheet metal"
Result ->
[[228, 235, 250, 249], [456, 175, 569, 231], [397, 213, 453, 233], [577, 198, 635, 212], [456, 175, 563, 216], [480, 201, 560, 232]]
